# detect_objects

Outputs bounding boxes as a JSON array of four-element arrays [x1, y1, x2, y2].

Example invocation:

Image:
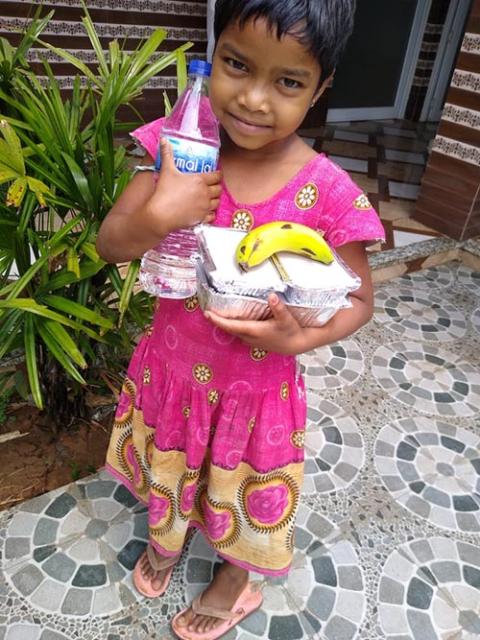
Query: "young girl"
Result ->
[[97, 1, 385, 638]]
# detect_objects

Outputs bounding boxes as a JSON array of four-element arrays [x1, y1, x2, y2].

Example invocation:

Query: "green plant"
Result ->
[[0, 5, 190, 428]]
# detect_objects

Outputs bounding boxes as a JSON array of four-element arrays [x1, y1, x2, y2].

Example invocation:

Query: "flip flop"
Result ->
[[171, 581, 263, 640], [133, 544, 180, 598]]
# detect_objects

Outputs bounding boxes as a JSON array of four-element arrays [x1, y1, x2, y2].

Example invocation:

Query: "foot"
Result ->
[[136, 545, 176, 593], [175, 562, 249, 635]]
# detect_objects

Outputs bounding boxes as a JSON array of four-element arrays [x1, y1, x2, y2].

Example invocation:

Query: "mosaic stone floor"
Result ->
[[1, 260, 480, 639]]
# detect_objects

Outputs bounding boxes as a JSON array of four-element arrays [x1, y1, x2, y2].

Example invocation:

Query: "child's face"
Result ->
[[210, 18, 324, 151]]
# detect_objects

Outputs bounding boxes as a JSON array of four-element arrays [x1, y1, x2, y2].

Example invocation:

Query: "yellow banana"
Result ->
[[235, 221, 334, 271]]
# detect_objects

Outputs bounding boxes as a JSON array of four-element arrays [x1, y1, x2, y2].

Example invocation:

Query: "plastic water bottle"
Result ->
[[139, 59, 220, 298]]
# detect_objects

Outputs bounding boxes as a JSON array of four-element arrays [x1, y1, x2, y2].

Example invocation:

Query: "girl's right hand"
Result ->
[[145, 137, 222, 235]]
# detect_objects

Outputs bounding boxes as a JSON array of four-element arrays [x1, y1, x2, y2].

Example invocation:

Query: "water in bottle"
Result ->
[[139, 59, 220, 298]]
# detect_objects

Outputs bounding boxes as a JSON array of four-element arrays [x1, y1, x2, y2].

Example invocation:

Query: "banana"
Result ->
[[235, 221, 334, 271]]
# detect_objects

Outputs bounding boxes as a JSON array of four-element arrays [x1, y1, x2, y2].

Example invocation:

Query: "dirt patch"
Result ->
[[0, 404, 114, 510]]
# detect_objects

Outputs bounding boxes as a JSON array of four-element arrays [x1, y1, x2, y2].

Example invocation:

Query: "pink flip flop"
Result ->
[[133, 544, 179, 598], [171, 581, 263, 640]]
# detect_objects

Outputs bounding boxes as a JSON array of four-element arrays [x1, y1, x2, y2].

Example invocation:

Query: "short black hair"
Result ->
[[214, 0, 356, 83]]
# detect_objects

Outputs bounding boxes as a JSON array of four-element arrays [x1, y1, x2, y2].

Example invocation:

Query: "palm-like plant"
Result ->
[[0, 5, 190, 428]]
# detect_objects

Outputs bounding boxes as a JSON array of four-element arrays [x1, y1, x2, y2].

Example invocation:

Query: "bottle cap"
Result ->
[[188, 59, 212, 77]]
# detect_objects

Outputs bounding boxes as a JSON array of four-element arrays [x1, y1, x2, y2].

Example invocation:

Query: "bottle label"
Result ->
[[155, 136, 219, 174]]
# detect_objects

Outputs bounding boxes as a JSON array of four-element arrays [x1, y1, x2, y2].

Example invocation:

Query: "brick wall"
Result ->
[[0, 0, 208, 122], [414, 0, 480, 240]]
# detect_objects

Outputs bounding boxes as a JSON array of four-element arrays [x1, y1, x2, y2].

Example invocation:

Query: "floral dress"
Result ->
[[105, 119, 385, 576]]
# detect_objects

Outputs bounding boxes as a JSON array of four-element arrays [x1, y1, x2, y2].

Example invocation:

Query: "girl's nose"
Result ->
[[237, 84, 269, 113]]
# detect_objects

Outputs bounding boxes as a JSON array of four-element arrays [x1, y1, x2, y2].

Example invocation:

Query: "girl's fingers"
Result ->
[[203, 170, 222, 185], [210, 198, 220, 210], [208, 184, 222, 198]]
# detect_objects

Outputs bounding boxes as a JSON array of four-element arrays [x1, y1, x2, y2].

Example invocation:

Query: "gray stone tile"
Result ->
[[337, 566, 362, 590], [5, 537, 30, 559], [379, 576, 404, 604], [40, 631, 70, 640], [72, 563, 107, 587], [33, 518, 59, 546], [19, 493, 51, 514], [7, 513, 38, 537], [324, 615, 357, 640], [307, 585, 336, 620], [92, 585, 122, 616], [85, 480, 117, 499], [268, 614, 304, 640], [43, 552, 77, 582], [29, 578, 66, 611], [238, 608, 268, 635], [11, 565, 43, 596], [45, 493, 76, 519], [61, 587, 93, 616], [4, 624, 40, 640]]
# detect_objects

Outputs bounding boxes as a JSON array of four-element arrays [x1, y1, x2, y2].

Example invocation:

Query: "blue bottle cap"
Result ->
[[188, 59, 212, 77]]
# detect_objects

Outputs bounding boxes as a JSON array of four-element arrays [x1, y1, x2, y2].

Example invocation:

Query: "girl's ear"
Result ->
[[310, 73, 335, 108]]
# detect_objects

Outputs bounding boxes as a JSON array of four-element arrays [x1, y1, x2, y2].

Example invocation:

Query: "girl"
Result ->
[[96, 1, 385, 638]]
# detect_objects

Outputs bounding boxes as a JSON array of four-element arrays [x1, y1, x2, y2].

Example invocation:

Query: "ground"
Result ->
[[0, 404, 112, 510]]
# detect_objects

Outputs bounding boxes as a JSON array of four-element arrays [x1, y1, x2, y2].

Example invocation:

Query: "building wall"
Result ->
[[414, 0, 480, 240], [0, 0, 208, 122]]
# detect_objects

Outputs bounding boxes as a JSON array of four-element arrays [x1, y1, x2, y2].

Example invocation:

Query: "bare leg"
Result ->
[[175, 560, 249, 634]]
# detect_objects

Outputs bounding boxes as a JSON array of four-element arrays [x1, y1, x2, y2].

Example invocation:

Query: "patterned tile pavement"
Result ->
[[1, 260, 480, 639]]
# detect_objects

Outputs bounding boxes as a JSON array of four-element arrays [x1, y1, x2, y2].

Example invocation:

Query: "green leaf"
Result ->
[[43, 319, 87, 368], [0, 309, 22, 360], [118, 260, 140, 327], [26, 176, 51, 207], [0, 243, 66, 300], [80, 4, 109, 78], [42, 260, 104, 292], [37, 40, 101, 88], [42, 294, 114, 329], [60, 152, 94, 210], [24, 314, 43, 409], [176, 48, 187, 96], [0, 165, 18, 184], [67, 246, 80, 278], [0, 298, 104, 341], [80, 241, 103, 264], [6, 177, 27, 207], [125, 28, 167, 84], [0, 119, 25, 174], [35, 317, 87, 385]]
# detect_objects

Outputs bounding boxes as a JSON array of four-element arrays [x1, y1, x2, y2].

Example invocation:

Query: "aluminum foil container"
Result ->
[[194, 225, 361, 305], [195, 260, 350, 327]]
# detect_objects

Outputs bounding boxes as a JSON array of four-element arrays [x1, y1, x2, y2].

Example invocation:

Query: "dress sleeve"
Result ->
[[320, 163, 386, 249], [130, 117, 165, 161]]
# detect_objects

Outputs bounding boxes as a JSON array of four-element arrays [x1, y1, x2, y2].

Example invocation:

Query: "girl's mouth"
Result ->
[[228, 112, 271, 134]]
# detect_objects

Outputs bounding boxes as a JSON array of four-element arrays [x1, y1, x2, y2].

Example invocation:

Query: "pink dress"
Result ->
[[106, 119, 385, 576]]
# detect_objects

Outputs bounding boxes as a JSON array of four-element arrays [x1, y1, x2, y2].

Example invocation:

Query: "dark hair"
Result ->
[[214, 0, 356, 83]]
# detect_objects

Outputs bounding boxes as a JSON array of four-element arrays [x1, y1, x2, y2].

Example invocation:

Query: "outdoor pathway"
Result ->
[[1, 260, 480, 640]]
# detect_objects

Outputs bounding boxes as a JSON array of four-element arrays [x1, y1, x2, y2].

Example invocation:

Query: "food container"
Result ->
[[194, 225, 361, 327]]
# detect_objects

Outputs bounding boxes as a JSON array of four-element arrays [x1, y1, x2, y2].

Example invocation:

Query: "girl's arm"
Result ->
[[205, 241, 374, 356], [96, 140, 222, 264]]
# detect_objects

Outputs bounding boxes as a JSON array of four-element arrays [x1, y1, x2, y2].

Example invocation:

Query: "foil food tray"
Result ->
[[195, 260, 349, 327], [194, 225, 361, 305]]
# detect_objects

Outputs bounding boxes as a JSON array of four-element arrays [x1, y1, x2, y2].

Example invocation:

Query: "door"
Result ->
[[421, 0, 472, 121], [327, 0, 432, 122]]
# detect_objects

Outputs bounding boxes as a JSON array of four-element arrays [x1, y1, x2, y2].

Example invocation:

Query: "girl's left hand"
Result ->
[[205, 294, 305, 355]]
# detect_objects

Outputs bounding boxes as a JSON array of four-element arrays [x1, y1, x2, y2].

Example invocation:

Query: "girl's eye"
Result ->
[[225, 57, 247, 72], [280, 77, 301, 90]]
